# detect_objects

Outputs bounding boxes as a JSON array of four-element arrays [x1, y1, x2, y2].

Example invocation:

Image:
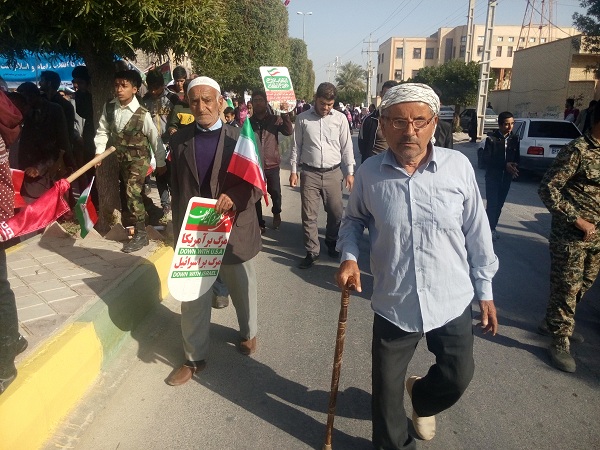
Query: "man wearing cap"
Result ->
[[336, 83, 499, 448], [167, 76, 262, 386], [289, 82, 355, 269]]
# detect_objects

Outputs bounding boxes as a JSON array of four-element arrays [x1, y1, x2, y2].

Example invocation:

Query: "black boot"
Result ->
[[0, 334, 28, 394], [122, 222, 149, 253]]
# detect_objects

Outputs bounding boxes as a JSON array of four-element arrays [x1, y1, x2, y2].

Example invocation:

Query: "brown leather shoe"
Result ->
[[239, 337, 257, 356], [166, 361, 206, 386]]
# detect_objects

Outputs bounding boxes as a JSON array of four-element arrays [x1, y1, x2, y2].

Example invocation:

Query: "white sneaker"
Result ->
[[406, 376, 436, 441]]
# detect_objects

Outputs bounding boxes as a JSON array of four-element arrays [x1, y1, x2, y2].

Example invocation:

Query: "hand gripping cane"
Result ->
[[323, 276, 357, 450]]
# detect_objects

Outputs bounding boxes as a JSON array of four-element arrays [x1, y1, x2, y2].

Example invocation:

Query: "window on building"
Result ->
[[459, 45, 466, 57], [425, 48, 434, 59], [413, 48, 422, 59], [381, 53, 384, 63], [507, 46, 513, 57], [477, 35, 484, 41], [540, 37, 547, 43], [519, 37, 525, 43], [394, 69, 402, 81], [529, 37, 536, 43], [395, 47, 403, 59], [477, 45, 483, 55], [496, 46, 502, 57], [508, 36, 514, 42], [460, 36, 467, 43], [497, 36, 503, 42], [412, 70, 420, 78]]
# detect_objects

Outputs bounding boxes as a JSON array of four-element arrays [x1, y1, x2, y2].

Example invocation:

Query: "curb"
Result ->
[[0, 245, 174, 450]]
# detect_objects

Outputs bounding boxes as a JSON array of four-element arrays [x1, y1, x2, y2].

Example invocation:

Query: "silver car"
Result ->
[[513, 118, 582, 174]]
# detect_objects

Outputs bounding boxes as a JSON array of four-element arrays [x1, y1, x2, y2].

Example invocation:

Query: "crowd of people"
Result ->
[[0, 66, 598, 449]]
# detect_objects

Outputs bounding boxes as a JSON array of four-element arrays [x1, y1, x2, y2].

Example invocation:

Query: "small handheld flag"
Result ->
[[75, 177, 98, 238]]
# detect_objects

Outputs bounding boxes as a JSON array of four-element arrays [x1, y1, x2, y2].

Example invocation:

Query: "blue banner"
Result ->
[[0, 53, 84, 89]]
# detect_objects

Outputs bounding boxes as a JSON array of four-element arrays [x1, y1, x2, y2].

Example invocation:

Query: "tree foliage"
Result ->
[[573, 0, 600, 53], [0, 0, 227, 230], [411, 59, 481, 107], [192, 0, 290, 94], [288, 38, 314, 101], [335, 62, 366, 106]]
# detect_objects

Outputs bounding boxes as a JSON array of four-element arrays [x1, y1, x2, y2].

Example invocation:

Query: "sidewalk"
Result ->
[[0, 206, 174, 449]]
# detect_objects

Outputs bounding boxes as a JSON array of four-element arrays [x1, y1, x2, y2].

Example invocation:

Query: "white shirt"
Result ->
[[94, 97, 166, 167]]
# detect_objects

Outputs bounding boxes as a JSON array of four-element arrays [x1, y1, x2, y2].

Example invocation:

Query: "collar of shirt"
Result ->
[[309, 107, 332, 118], [380, 143, 437, 175], [197, 119, 223, 132], [116, 96, 140, 113]]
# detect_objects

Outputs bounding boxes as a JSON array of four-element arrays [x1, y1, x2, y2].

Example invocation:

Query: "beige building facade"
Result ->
[[376, 24, 578, 95], [488, 35, 599, 118]]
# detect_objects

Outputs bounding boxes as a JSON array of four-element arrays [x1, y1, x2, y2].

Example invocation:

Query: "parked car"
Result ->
[[459, 107, 498, 133], [476, 118, 582, 173], [439, 105, 455, 123]]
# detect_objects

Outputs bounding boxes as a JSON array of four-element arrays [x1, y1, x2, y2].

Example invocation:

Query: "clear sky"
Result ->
[[285, 0, 586, 93]]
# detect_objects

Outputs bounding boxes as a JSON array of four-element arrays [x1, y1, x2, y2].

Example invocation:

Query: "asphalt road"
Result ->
[[46, 136, 600, 450]]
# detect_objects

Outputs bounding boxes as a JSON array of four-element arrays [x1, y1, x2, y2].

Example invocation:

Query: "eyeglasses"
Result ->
[[384, 115, 435, 130]]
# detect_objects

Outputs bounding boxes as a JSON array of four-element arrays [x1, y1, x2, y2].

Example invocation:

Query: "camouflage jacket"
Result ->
[[106, 102, 150, 157], [538, 132, 600, 239]]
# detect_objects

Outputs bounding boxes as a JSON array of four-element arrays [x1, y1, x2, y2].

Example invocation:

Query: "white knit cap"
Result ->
[[187, 76, 221, 95], [379, 83, 440, 115]]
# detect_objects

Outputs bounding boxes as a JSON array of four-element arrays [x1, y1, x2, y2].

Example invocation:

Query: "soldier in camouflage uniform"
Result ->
[[538, 100, 600, 373], [94, 70, 167, 253]]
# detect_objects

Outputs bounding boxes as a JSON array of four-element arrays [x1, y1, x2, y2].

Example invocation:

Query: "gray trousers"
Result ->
[[180, 257, 257, 362], [300, 168, 344, 255]]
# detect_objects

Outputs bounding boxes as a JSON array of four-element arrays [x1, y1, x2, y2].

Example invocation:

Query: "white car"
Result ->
[[513, 118, 582, 174], [439, 105, 455, 123]]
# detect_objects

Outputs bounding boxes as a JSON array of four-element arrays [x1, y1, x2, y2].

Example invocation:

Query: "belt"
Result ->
[[301, 163, 341, 173]]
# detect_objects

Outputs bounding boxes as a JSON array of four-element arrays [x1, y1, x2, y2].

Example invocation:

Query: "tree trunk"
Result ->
[[81, 50, 122, 233]]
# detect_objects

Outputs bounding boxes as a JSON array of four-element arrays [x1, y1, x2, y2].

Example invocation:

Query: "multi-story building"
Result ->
[[489, 35, 599, 118], [376, 24, 578, 96]]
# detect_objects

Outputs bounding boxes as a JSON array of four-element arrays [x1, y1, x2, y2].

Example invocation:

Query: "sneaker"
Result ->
[[298, 252, 319, 269], [406, 376, 436, 440], [491, 230, 499, 241], [549, 337, 576, 373], [325, 240, 340, 259], [537, 319, 584, 344]]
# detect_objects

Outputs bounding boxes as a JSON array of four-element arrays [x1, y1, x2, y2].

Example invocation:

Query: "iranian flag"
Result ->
[[226, 117, 268, 205], [75, 177, 97, 238]]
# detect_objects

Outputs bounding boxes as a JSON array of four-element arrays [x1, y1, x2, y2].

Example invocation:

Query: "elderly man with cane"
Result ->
[[335, 83, 499, 449]]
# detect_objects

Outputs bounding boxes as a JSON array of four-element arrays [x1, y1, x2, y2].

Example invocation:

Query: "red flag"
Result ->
[[0, 179, 70, 241], [10, 169, 26, 209]]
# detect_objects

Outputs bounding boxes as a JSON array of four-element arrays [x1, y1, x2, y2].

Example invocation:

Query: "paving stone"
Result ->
[[18, 303, 57, 322], [71, 283, 102, 296], [13, 265, 48, 277], [12, 285, 37, 297], [20, 271, 60, 283], [8, 277, 24, 288], [16, 294, 45, 309], [28, 279, 68, 293], [39, 287, 79, 302], [9, 258, 43, 269], [51, 268, 94, 279], [48, 295, 94, 315]]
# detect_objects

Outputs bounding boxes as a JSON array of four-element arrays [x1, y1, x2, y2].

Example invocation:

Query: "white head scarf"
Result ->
[[187, 76, 221, 95], [379, 83, 440, 116]]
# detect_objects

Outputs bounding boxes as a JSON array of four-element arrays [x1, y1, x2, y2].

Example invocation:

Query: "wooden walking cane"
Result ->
[[323, 275, 357, 450]]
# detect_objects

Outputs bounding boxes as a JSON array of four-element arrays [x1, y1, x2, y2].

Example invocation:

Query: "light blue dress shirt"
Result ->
[[337, 146, 499, 333]]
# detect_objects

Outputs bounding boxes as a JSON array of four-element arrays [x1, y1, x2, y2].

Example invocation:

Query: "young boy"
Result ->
[[143, 69, 179, 215], [94, 70, 167, 253], [223, 106, 238, 127]]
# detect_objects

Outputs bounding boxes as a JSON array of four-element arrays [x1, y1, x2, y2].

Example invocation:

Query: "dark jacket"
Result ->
[[434, 120, 453, 149], [169, 123, 263, 265], [482, 129, 520, 171], [249, 112, 293, 169], [357, 110, 379, 160]]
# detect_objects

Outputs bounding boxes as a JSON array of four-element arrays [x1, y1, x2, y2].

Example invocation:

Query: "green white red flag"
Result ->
[[74, 177, 97, 238], [226, 118, 268, 205]]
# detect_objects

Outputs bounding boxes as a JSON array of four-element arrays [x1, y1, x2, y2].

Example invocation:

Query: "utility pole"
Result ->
[[334, 56, 341, 78], [362, 33, 378, 108], [326, 63, 335, 83], [465, 0, 476, 63], [476, 0, 496, 138]]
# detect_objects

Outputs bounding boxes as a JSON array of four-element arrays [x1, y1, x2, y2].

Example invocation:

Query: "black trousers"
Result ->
[[0, 247, 18, 346], [371, 306, 475, 450], [255, 166, 282, 227], [485, 168, 512, 231]]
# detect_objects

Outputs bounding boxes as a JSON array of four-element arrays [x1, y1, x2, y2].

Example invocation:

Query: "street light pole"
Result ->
[[296, 11, 313, 41]]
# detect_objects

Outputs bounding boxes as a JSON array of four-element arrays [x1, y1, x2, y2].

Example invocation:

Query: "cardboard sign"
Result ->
[[259, 66, 297, 114], [168, 197, 234, 302]]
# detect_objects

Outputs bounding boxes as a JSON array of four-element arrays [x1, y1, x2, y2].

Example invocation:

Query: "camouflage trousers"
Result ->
[[545, 237, 600, 337], [117, 152, 150, 224]]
